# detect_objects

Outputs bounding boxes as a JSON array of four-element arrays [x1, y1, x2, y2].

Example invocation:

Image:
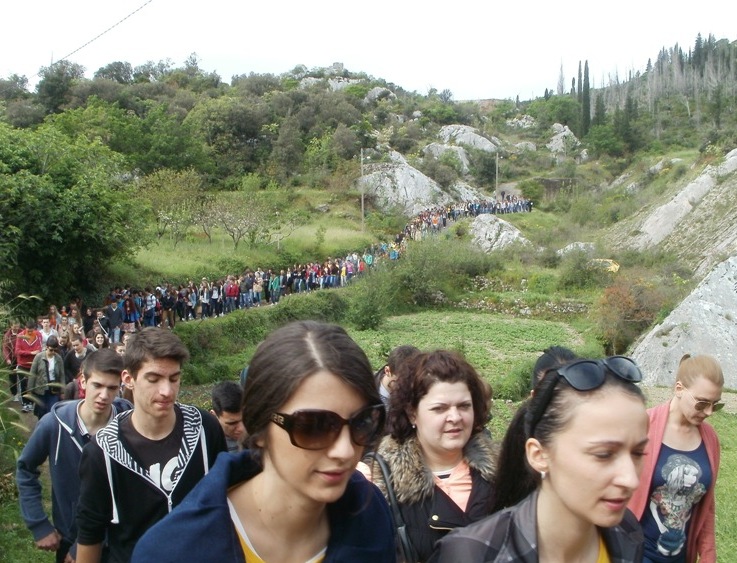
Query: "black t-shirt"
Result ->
[[120, 408, 184, 493]]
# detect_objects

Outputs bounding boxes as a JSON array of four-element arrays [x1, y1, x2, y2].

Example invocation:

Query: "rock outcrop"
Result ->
[[471, 214, 532, 252], [422, 143, 470, 174], [631, 255, 737, 389], [438, 125, 500, 153], [357, 154, 482, 215], [630, 149, 737, 253], [546, 124, 580, 154]]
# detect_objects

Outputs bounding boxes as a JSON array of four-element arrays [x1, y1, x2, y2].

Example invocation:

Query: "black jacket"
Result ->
[[76, 404, 227, 563], [429, 489, 644, 562], [373, 433, 498, 562]]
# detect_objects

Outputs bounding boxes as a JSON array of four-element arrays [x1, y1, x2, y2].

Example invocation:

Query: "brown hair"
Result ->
[[389, 349, 490, 442], [242, 321, 378, 465], [123, 327, 189, 377], [676, 354, 724, 388]]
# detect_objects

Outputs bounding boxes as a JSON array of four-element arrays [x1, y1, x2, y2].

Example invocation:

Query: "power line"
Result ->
[[41, 0, 154, 75]]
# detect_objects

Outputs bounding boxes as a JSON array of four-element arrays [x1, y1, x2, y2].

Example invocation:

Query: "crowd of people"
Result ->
[[4, 316, 723, 563], [4, 194, 724, 563]]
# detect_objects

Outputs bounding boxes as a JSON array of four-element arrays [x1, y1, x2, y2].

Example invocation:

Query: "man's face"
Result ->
[[214, 410, 245, 441], [72, 340, 85, 355], [123, 357, 181, 422], [82, 371, 121, 415], [42, 319, 50, 331]]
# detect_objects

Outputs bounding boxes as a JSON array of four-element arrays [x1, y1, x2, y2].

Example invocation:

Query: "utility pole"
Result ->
[[360, 148, 365, 231], [495, 151, 499, 197]]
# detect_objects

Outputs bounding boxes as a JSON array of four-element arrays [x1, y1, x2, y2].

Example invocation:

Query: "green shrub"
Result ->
[[175, 290, 350, 384]]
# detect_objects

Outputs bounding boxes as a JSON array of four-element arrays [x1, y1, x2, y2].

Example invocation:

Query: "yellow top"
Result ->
[[596, 533, 611, 563], [227, 498, 326, 563]]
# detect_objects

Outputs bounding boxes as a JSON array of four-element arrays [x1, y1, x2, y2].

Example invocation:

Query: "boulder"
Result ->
[[546, 124, 580, 154], [506, 115, 536, 129], [631, 255, 737, 390], [364, 87, 396, 104], [557, 242, 596, 256], [470, 214, 532, 252], [357, 158, 481, 215], [515, 141, 537, 152], [438, 125, 499, 153], [422, 143, 471, 174]]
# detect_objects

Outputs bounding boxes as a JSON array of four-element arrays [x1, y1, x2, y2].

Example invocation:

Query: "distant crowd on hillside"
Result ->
[[9, 194, 534, 340]]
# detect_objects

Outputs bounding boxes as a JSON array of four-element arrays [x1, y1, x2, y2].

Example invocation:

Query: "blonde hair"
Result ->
[[676, 354, 724, 388]]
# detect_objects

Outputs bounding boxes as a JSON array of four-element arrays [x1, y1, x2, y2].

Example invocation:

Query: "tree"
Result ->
[[36, 61, 86, 114], [94, 62, 133, 84], [581, 61, 591, 137], [0, 122, 146, 302], [137, 168, 204, 240], [215, 191, 274, 250]]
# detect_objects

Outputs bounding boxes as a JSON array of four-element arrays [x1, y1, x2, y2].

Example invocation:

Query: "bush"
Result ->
[[346, 272, 391, 331], [556, 250, 611, 290]]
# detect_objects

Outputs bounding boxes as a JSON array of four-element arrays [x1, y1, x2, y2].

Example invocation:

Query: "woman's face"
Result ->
[[676, 376, 723, 426], [262, 369, 367, 507], [410, 381, 474, 468], [95, 334, 105, 346], [532, 390, 648, 529]]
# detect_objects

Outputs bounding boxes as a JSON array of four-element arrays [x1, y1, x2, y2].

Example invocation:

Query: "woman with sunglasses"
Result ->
[[629, 354, 723, 563], [370, 349, 497, 562], [431, 356, 649, 562], [132, 320, 394, 563]]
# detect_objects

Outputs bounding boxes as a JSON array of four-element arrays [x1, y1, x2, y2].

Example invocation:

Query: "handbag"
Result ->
[[364, 451, 419, 563]]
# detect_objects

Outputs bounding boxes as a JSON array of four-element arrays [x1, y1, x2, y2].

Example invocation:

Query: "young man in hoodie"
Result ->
[[75, 327, 227, 563], [16, 348, 132, 563]]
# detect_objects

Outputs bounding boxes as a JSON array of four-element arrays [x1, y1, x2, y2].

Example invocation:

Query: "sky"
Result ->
[[2, 0, 735, 101]]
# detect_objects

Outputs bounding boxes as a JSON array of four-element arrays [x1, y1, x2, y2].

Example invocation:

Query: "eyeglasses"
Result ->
[[528, 356, 643, 437], [270, 404, 385, 450], [681, 386, 724, 412]]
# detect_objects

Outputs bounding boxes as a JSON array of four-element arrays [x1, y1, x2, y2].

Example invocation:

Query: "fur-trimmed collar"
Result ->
[[374, 432, 498, 505]]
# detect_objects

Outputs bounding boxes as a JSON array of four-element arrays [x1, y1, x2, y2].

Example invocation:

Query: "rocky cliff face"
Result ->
[[611, 148, 737, 277], [631, 255, 737, 389]]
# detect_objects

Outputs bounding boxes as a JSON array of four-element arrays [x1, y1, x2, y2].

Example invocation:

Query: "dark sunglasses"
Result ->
[[270, 404, 385, 450], [528, 356, 643, 437]]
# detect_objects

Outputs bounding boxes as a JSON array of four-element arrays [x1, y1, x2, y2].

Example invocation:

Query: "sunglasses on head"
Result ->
[[270, 404, 385, 450], [528, 356, 643, 437], [680, 385, 724, 412]]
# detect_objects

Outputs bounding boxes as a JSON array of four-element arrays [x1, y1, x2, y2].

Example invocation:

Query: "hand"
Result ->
[[64, 553, 75, 563], [36, 529, 61, 551]]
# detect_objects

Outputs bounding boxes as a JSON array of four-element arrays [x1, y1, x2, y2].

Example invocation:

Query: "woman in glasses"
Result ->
[[132, 320, 394, 562], [371, 349, 497, 562], [431, 356, 649, 562], [629, 354, 722, 563]]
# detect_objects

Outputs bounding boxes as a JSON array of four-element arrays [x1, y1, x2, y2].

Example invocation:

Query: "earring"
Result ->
[[411, 424, 416, 429], [540, 470, 547, 480]]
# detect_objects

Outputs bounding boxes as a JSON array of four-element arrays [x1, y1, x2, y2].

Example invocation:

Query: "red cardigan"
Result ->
[[628, 401, 719, 563]]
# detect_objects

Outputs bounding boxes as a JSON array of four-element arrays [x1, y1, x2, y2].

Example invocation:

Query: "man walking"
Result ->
[[75, 327, 227, 563], [17, 348, 132, 563]]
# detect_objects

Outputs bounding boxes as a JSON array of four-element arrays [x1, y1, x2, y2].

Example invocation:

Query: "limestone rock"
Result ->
[[631, 255, 737, 389], [546, 124, 580, 154], [471, 214, 532, 252], [557, 242, 595, 256], [506, 115, 536, 129], [364, 87, 396, 104], [422, 143, 471, 174], [438, 125, 499, 153], [515, 141, 537, 152], [630, 150, 737, 250], [357, 159, 481, 215]]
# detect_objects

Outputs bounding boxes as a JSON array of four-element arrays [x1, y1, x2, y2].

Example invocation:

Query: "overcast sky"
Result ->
[[3, 0, 735, 100]]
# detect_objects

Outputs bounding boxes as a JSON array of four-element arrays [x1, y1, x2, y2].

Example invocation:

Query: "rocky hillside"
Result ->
[[601, 149, 737, 388]]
